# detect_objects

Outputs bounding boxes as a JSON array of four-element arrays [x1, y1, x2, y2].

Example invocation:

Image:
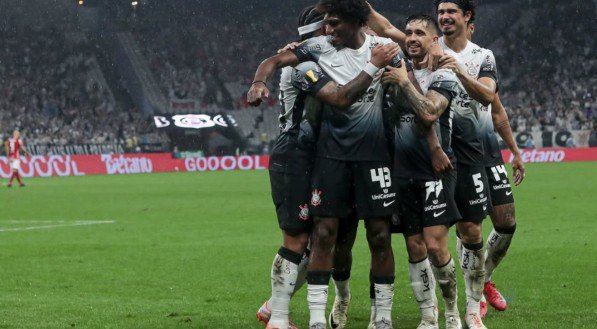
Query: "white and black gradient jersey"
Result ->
[[291, 34, 402, 161], [439, 37, 502, 166], [388, 68, 460, 180], [271, 62, 331, 173]]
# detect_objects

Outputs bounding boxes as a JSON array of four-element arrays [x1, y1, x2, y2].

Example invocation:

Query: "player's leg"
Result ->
[[396, 178, 439, 328], [356, 161, 395, 327], [454, 164, 490, 329], [329, 213, 358, 329], [261, 170, 312, 328], [485, 164, 517, 312], [423, 172, 462, 329], [307, 158, 352, 327]]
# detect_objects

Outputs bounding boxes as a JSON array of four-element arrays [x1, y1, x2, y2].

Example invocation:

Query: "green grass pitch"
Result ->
[[0, 162, 596, 328]]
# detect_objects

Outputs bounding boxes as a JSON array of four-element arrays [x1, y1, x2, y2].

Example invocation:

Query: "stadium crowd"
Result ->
[[0, 1, 594, 151], [0, 26, 154, 150]]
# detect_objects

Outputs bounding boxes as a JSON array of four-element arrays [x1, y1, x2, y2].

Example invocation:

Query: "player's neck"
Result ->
[[443, 34, 468, 53], [345, 31, 366, 50]]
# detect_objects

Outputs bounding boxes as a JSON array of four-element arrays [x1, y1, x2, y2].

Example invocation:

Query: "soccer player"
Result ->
[[248, 0, 403, 327], [247, 4, 400, 328], [381, 14, 463, 329], [433, 1, 497, 328], [5, 130, 27, 187], [464, 21, 525, 317]]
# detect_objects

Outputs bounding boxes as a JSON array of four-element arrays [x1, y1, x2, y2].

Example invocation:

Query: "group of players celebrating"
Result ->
[[247, 1, 525, 328]]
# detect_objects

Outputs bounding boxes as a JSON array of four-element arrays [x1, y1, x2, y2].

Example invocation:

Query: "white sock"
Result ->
[[432, 258, 459, 316], [369, 298, 376, 325], [409, 258, 438, 322], [292, 252, 309, 295], [334, 279, 351, 300], [461, 245, 486, 315], [485, 229, 514, 281], [269, 253, 299, 327], [456, 235, 463, 265], [373, 283, 394, 323], [307, 284, 328, 326]]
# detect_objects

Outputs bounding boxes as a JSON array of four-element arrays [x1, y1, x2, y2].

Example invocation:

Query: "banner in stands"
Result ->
[[0, 154, 270, 178], [154, 113, 237, 130], [500, 148, 597, 163], [1, 148, 595, 179], [509, 130, 592, 148], [27, 144, 126, 156]]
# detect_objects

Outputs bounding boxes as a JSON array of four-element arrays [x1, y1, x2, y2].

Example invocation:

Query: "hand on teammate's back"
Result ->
[[430, 146, 454, 177], [247, 81, 270, 107], [370, 43, 400, 69], [512, 154, 525, 185]]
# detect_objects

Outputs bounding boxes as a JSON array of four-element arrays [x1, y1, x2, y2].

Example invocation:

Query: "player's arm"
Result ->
[[438, 53, 497, 106], [425, 125, 454, 176], [317, 43, 400, 109], [382, 60, 450, 127], [247, 51, 301, 106], [492, 93, 525, 185]]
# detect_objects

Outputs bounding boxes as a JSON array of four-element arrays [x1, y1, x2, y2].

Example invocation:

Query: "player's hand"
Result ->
[[370, 43, 400, 68], [382, 59, 408, 85], [426, 42, 444, 71], [430, 146, 453, 177], [247, 82, 270, 107], [277, 42, 301, 54], [512, 153, 525, 185], [438, 54, 461, 75]]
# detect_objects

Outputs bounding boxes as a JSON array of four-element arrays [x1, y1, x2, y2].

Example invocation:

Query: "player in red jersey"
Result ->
[[5, 130, 27, 187]]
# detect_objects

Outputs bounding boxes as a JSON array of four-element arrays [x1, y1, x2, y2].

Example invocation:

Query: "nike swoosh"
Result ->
[[383, 200, 395, 207], [331, 64, 343, 68], [433, 210, 446, 218], [483, 206, 487, 211], [506, 191, 513, 196]]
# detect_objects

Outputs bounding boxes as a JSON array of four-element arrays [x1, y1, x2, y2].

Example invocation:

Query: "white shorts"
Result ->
[[10, 159, 20, 170]]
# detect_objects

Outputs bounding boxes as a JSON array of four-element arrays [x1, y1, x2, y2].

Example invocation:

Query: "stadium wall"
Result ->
[[1, 148, 596, 178]]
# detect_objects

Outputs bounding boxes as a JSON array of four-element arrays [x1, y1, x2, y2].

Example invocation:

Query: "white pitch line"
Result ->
[[0, 220, 116, 232]]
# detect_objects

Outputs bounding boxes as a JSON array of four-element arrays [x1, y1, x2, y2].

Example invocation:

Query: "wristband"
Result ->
[[252, 80, 266, 86], [364, 62, 380, 78]]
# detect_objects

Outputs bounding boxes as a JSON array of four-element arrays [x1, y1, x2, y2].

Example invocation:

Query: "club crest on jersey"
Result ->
[[464, 61, 479, 77], [298, 204, 310, 221], [311, 189, 322, 207]]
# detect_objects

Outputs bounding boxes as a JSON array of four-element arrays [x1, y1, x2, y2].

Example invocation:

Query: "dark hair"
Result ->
[[298, 5, 325, 39], [405, 13, 441, 35], [434, 0, 477, 23], [316, 0, 370, 27]]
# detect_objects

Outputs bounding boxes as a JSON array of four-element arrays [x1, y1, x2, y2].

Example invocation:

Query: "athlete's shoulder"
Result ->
[[428, 69, 461, 96], [294, 36, 333, 58], [369, 34, 394, 46]]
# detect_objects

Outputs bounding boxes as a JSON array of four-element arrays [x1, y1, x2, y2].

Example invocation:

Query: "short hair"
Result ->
[[298, 5, 325, 39], [316, 0, 370, 27], [434, 0, 477, 23], [405, 13, 441, 35]]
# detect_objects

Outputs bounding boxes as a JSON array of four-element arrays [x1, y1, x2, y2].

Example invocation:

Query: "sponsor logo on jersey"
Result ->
[[492, 183, 512, 190], [298, 204, 310, 221], [469, 196, 488, 206], [372, 192, 396, 201], [311, 189, 322, 207]]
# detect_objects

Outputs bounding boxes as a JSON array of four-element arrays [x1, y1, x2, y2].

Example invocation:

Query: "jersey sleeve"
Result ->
[[479, 50, 499, 90], [291, 36, 328, 63], [290, 61, 332, 95], [427, 69, 460, 102]]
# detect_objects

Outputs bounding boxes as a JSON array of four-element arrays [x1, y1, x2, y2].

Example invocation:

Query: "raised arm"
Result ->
[[492, 93, 525, 185], [247, 51, 301, 106], [382, 61, 450, 127], [367, 3, 406, 49]]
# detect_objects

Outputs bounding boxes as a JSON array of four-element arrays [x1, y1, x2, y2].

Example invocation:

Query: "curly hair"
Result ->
[[316, 0, 371, 27], [434, 0, 477, 23]]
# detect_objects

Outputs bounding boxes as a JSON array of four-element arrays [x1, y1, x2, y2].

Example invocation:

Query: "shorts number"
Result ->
[[425, 180, 443, 201], [472, 173, 484, 193], [490, 165, 507, 181], [371, 167, 391, 188]]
